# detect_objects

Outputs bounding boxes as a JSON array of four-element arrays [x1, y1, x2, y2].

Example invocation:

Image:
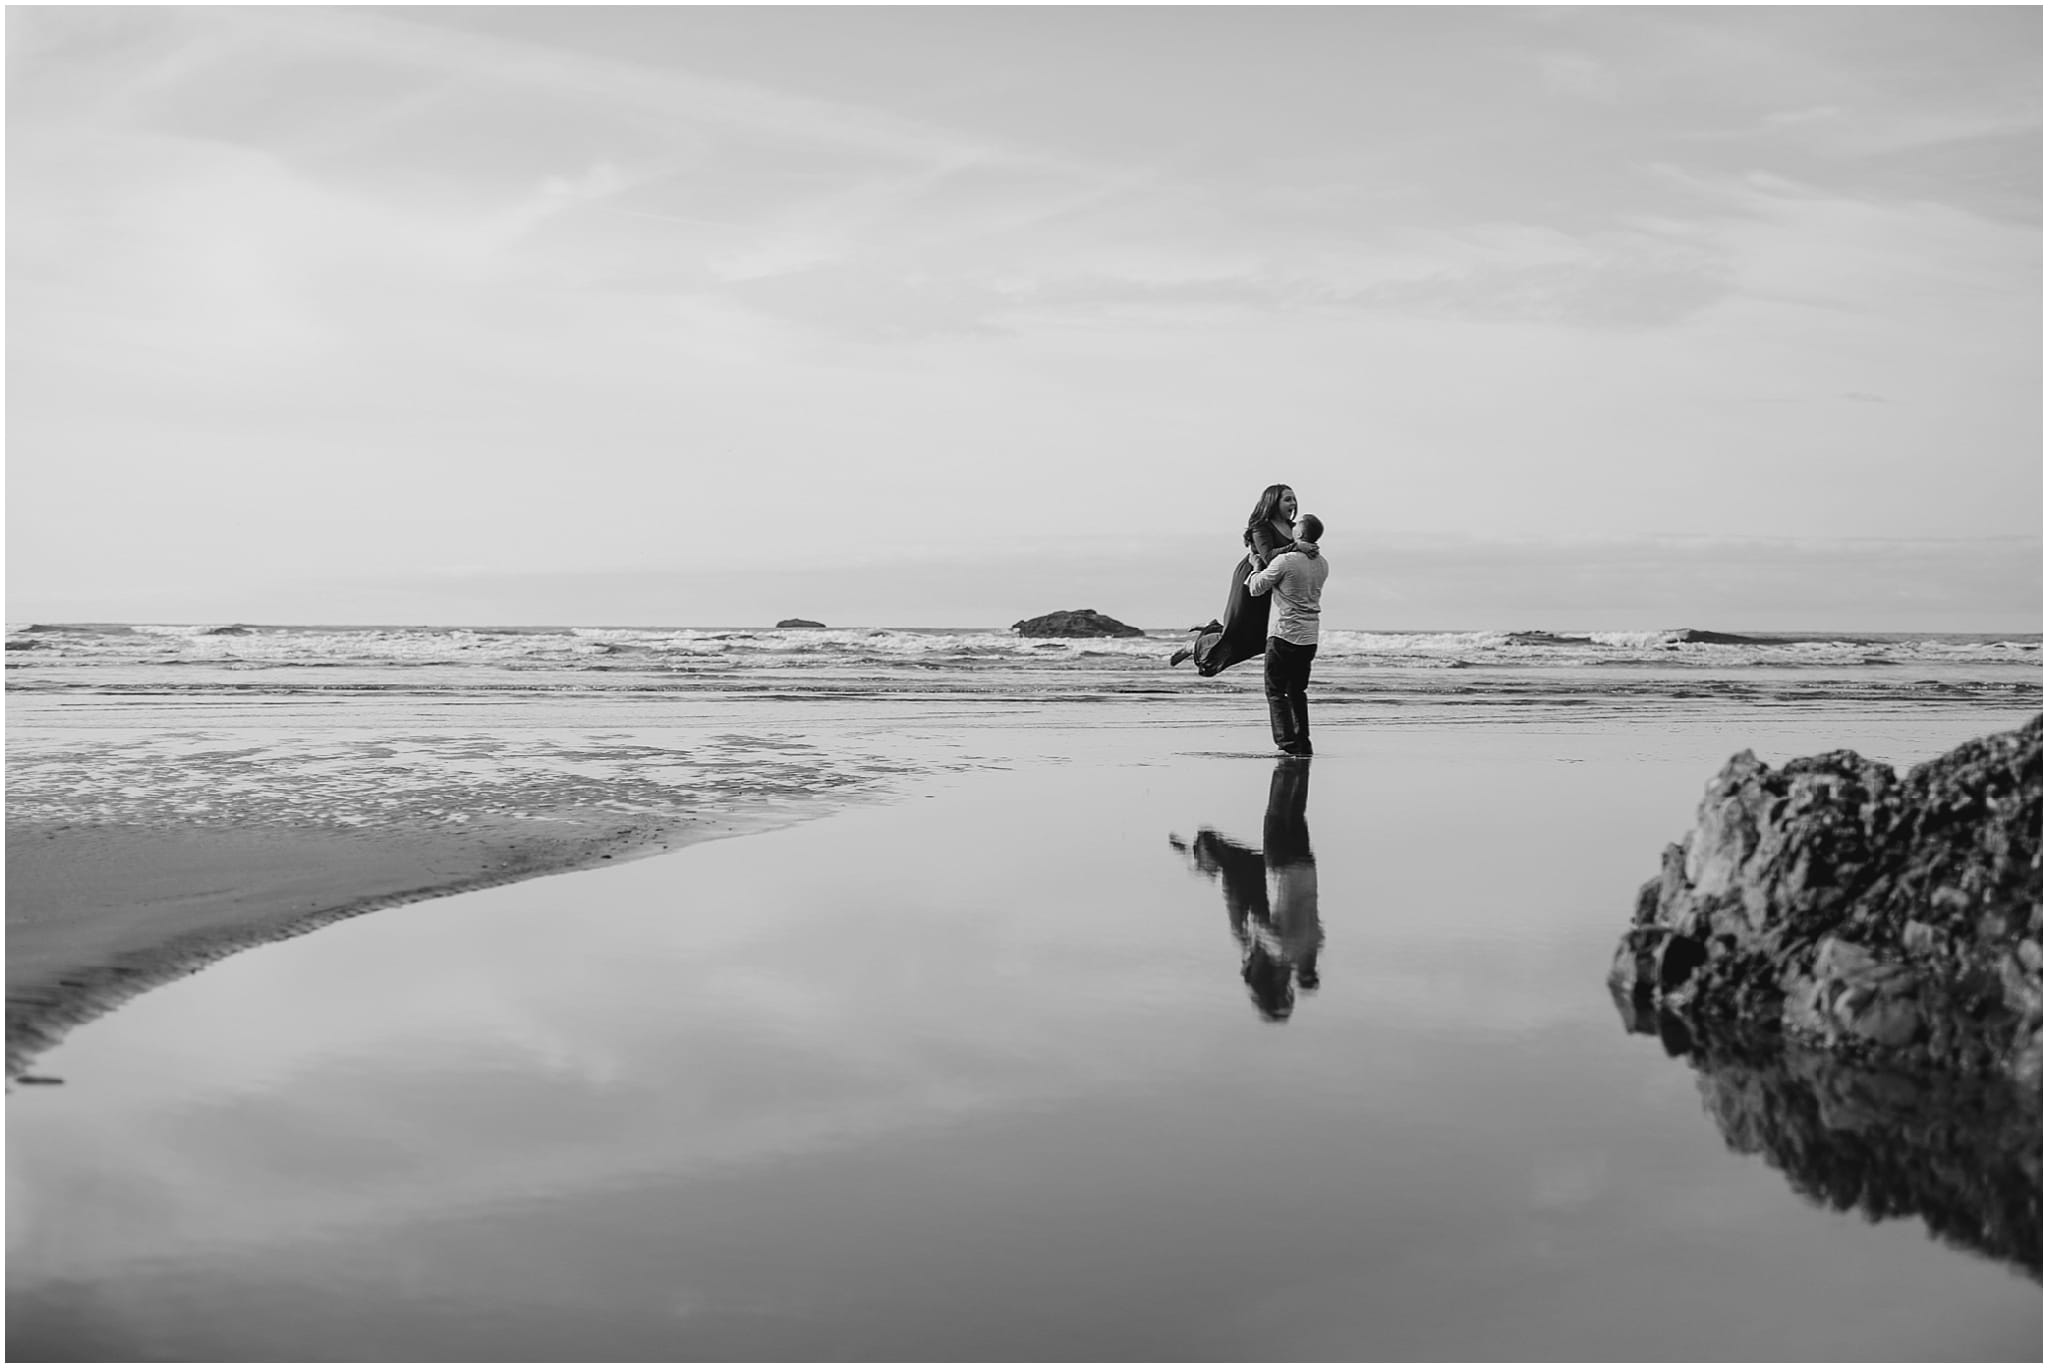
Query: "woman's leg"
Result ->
[[1198, 559, 1269, 676]]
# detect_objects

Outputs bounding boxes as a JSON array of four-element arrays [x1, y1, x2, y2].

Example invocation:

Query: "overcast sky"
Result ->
[[8, 6, 2040, 629]]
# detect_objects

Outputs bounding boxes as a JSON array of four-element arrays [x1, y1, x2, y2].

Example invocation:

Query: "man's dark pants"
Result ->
[[1263, 637, 1317, 754]]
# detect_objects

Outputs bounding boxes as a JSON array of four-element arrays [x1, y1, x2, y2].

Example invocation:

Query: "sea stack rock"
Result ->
[[776, 618, 827, 629], [1010, 609, 1145, 638], [1610, 716, 2042, 1085]]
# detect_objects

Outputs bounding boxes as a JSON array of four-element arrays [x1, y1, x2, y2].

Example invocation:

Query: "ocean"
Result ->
[[8, 622, 2040, 708]]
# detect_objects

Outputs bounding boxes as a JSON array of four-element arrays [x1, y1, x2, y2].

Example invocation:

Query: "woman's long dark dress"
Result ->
[[1192, 522, 1307, 677]]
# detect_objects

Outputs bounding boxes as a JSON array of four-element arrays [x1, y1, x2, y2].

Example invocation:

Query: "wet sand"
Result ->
[[5, 691, 1018, 1080], [6, 812, 728, 1079], [9, 695, 2031, 1082], [8, 704, 2039, 1361]]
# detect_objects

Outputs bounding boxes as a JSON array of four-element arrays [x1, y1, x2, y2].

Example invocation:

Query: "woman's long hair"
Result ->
[[1244, 483, 1293, 543]]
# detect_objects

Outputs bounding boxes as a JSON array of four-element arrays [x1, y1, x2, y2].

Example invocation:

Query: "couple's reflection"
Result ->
[[1169, 758, 1321, 1022]]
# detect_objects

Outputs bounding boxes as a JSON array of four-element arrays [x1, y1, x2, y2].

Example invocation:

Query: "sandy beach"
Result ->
[[5, 686, 1020, 1080], [7, 623, 2040, 1359], [8, 630, 2037, 1083], [8, 701, 2039, 1360], [7, 813, 701, 1079]]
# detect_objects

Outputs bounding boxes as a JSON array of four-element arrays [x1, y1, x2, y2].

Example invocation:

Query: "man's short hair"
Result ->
[[1296, 513, 1324, 542]]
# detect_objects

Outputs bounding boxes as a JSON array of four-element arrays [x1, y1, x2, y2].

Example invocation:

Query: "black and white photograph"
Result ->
[[6, 4, 2042, 1361]]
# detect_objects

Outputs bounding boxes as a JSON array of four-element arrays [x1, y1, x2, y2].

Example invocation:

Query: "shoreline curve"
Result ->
[[5, 802, 844, 1083]]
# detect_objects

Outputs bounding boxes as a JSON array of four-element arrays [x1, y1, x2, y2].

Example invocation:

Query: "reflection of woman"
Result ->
[[1170, 484, 1321, 676], [1168, 758, 1322, 1021]]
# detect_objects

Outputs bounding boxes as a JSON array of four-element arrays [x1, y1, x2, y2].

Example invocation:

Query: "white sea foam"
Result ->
[[6, 623, 2040, 681]]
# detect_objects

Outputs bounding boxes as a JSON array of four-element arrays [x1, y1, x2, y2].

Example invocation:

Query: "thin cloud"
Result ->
[[1763, 105, 1843, 127], [240, 7, 1113, 182], [1536, 50, 1621, 103]]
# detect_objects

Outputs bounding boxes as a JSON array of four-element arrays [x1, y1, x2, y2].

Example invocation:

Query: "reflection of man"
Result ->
[[1169, 759, 1322, 1021], [1260, 758, 1320, 992]]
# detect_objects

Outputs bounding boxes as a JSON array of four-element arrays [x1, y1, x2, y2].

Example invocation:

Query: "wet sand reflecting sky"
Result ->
[[9, 715, 2040, 1361]]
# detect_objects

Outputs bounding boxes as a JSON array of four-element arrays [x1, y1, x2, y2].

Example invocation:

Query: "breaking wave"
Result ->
[[5, 622, 2038, 673]]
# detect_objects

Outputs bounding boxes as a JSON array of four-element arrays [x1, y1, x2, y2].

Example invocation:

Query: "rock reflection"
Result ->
[[1170, 759, 1321, 1021], [1614, 991, 2042, 1280]]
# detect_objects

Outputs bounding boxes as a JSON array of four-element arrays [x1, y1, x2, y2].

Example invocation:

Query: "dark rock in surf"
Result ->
[[1609, 716, 2042, 1086], [1011, 609, 1145, 639], [202, 624, 255, 636], [1673, 628, 1775, 645], [1506, 630, 1595, 646], [776, 619, 827, 629]]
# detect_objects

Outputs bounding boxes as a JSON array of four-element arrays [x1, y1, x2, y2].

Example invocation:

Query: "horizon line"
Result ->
[[9, 619, 2043, 636]]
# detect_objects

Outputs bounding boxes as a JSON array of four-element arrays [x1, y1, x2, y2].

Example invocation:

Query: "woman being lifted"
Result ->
[[1170, 483, 1320, 676]]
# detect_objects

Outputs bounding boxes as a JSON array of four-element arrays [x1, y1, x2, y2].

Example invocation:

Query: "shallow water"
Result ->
[[8, 712, 2041, 1361]]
